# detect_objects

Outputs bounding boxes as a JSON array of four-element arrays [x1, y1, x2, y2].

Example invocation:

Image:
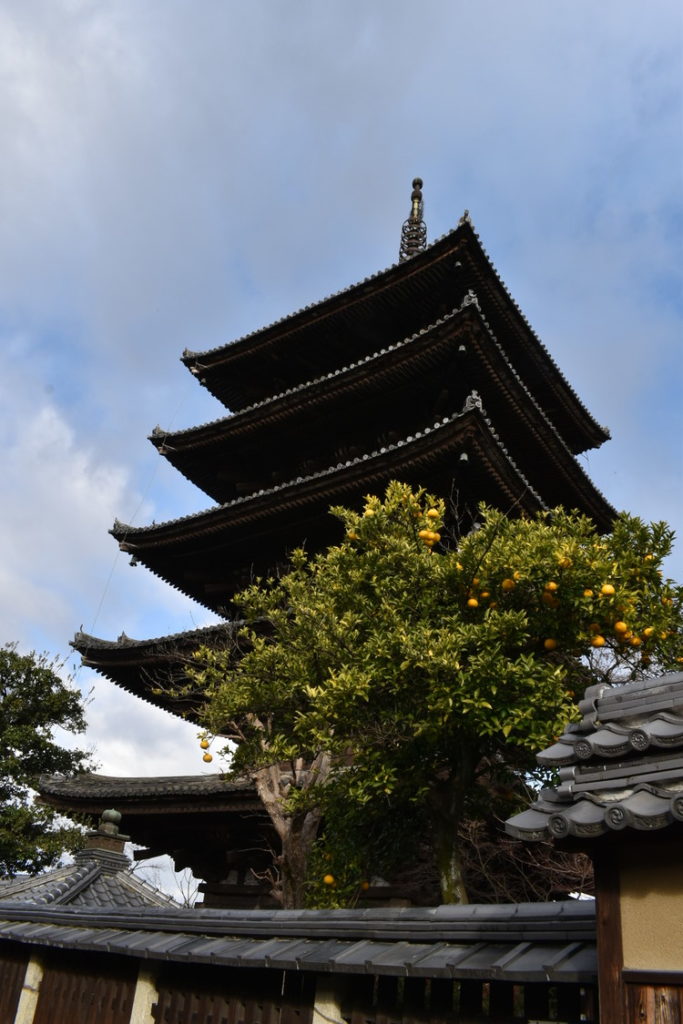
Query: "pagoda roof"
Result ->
[[114, 398, 550, 612], [182, 219, 608, 457], [39, 772, 257, 811], [72, 622, 243, 719], [506, 672, 683, 843], [39, 773, 272, 884], [152, 298, 613, 519]]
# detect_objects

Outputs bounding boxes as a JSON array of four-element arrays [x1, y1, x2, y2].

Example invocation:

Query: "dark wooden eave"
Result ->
[[153, 302, 614, 525], [39, 773, 273, 886], [71, 624, 243, 720], [114, 401, 548, 612], [182, 219, 609, 455]]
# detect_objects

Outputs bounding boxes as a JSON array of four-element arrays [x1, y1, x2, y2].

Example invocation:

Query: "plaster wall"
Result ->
[[619, 850, 683, 971]]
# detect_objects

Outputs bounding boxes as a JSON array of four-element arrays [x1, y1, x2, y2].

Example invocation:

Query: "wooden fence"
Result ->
[[0, 943, 601, 1024]]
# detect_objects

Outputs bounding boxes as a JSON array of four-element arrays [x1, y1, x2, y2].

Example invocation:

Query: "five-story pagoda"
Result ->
[[42, 180, 614, 906]]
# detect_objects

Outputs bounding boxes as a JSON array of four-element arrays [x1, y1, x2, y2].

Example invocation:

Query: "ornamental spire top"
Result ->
[[399, 177, 427, 262]]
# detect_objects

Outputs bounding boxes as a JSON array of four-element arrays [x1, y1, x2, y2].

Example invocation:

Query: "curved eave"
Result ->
[[113, 404, 546, 611], [71, 624, 241, 720], [154, 302, 614, 527], [182, 219, 608, 455]]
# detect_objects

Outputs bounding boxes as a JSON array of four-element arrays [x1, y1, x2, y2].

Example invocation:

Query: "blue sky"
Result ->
[[1, 0, 682, 783]]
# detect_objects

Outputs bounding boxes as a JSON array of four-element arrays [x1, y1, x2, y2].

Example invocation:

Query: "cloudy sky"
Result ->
[[1, 0, 682, 787]]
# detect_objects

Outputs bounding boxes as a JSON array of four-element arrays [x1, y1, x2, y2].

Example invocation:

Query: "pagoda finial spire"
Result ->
[[399, 177, 427, 262]]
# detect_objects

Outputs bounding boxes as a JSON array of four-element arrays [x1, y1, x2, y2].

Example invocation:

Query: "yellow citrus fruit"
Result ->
[[601, 584, 616, 596], [430, 532, 441, 543], [323, 874, 335, 886], [418, 529, 431, 539], [480, 591, 490, 599], [364, 508, 375, 517], [591, 635, 606, 647], [644, 554, 654, 561], [202, 753, 213, 763], [513, 571, 522, 580], [467, 598, 479, 608], [456, 562, 464, 571], [347, 530, 359, 540], [583, 589, 594, 598], [426, 508, 439, 519], [642, 627, 655, 637], [200, 739, 210, 749], [501, 578, 516, 591], [614, 621, 628, 634], [543, 638, 558, 650], [472, 577, 480, 586], [630, 636, 642, 647]]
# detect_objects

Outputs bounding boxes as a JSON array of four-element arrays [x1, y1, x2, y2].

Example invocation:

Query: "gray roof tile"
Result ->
[[0, 900, 596, 982], [507, 672, 683, 841]]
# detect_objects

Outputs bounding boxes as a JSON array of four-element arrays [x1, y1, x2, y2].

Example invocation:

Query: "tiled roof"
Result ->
[[71, 622, 244, 719], [506, 672, 683, 842], [0, 848, 175, 910], [0, 900, 596, 982], [39, 772, 255, 802], [111, 397, 552, 613]]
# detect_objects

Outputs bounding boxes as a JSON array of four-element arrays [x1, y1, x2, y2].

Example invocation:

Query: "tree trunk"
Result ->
[[428, 748, 475, 905], [252, 752, 331, 908]]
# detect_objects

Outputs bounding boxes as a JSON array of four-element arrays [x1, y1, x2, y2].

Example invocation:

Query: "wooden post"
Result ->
[[312, 976, 344, 1024], [594, 851, 626, 1024], [129, 967, 157, 1024], [13, 955, 44, 1024]]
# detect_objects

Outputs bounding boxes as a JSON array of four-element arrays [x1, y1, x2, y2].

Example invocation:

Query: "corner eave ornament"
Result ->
[[399, 177, 427, 262]]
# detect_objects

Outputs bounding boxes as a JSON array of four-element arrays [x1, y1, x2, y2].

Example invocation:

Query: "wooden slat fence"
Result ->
[[152, 965, 315, 1024], [343, 976, 597, 1024], [31, 950, 136, 1024], [0, 941, 28, 1024]]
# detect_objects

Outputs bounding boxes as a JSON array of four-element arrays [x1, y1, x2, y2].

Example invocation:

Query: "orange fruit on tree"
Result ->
[[200, 739, 210, 750], [426, 508, 439, 520], [501, 578, 516, 591], [591, 635, 606, 647], [583, 589, 594, 598], [614, 621, 628, 635], [544, 581, 559, 592], [467, 598, 479, 608], [323, 874, 335, 886], [202, 753, 213, 763], [600, 584, 616, 596], [543, 638, 558, 651]]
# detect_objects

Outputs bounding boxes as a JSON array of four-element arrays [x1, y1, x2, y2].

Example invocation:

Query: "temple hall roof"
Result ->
[[0, 811, 175, 910], [506, 672, 683, 843]]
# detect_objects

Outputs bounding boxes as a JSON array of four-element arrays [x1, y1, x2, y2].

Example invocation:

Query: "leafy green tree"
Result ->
[[192, 483, 682, 907], [0, 644, 93, 876]]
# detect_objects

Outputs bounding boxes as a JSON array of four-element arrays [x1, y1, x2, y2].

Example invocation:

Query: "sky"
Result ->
[[1, 2, 682, 791]]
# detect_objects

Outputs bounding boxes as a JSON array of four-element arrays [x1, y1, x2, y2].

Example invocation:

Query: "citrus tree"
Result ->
[[192, 483, 682, 907], [0, 644, 93, 876]]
